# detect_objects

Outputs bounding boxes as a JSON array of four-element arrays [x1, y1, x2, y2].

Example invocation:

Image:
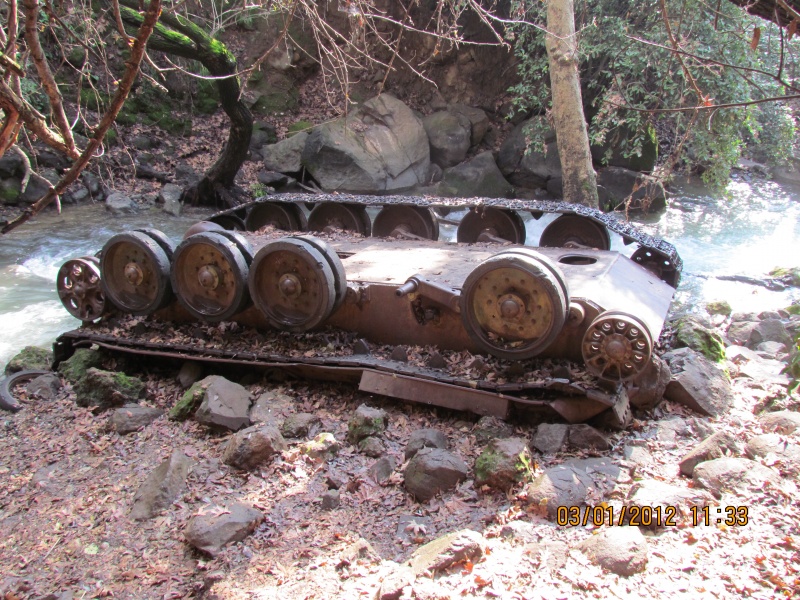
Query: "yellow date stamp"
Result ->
[[557, 505, 679, 527]]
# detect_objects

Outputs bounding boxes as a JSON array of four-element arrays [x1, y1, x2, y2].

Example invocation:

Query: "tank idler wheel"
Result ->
[[209, 213, 246, 231], [457, 207, 526, 244], [171, 231, 251, 322], [308, 203, 371, 236], [249, 237, 337, 332], [460, 250, 568, 360], [57, 257, 106, 322], [245, 202, 308, 232], [183, 221, 226, 240], [539, 214, 611, 250], [100, 231, 173, 315], [582, 311, 652, 383], [289, 235, 348, 313], [373, 205, 439, 240], [631, 247, 681, 288]]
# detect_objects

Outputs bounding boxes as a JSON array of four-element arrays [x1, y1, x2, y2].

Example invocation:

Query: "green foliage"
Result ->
[[508, 0, 798, 188]]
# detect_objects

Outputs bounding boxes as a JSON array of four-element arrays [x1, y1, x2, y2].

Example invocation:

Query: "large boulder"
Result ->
[[105, 191, 139, 215], [422, 109, 472, 168], [301, 94, 430, 193], [262, 131, 308, 173], [437, 151, 512, 198], [4, 346, 52, 375], [57, 347, 103, 385], [404, 448, 469, 501], [746, 433, 800, 476], [448, 104, 489, 147], [192, 376, 252, 431], [497, 119, 559, 189], [597, 166, 666, 212], [662, 347, 733, 417]]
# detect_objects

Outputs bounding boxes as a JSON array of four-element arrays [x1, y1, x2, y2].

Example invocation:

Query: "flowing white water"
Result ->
[[0, 178, 798, 368]]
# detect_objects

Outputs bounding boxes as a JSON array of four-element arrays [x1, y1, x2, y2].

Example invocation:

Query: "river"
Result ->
[[1, 178, 798, 368]]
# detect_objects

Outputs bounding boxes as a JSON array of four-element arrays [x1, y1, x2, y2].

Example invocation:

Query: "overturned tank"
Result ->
[[53, 194, 681, 428]]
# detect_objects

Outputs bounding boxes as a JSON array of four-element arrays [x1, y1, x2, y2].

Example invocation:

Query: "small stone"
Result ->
[[679, 431, 739, 477], [281, 412, 320, 438], [404, 448, 469, 501], [662, 348, 733, 416], [626, 480, 713, 524], [193, 375, 252, 431], [321, 490, 340, 510], [705, 300, 732, 316], [105, 191, 139, 215], [405, 428, 449, 460], [326, 472, 347, 490], [396, 515, 433, 544], [158, 183, 183, 216], [368, 456, 397, 483], [223, 424, 286, 470], [474, 437, 533, 491], [390, 346, 409, 362], [568, 424, 610, 450], [26, 373, 61, 400], [577, 527, 648, 576], [531, 423, 569, 453], [177, 361, 203, 388], [427, 352, 447, 369], [184, 502, 263, 556], [408, 529, 484, 575], [755, 341, 787, 359], [130, 451, 193, 520], [746, 434, 800, 476], [359, 436, 385, 457], [353, 339, 371, 355], [552, 365, 572, 379], [110, 405, 164, 435], [249, 389, 295, 427], [466, 357, 487, 372], [622, 445, 652, 466], [499, 520, 541, 544], [759, 410, 800, 434], [693, 457, 782, 498], [300, 433, 340, 459], [347, 404, 388, 443], [473, 415, 514, 443]]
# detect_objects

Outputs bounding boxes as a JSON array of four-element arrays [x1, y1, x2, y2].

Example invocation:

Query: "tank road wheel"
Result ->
[[457, 207, 526, 244], [183, 221, 226, 239], [171, 231, 251, 322], [57, 257, 106, 322], [209, 213, 246, 231], [308, 203, 371, 236], [373, 205, 439, 240], [539, 214, 611, 250], [289, 235, 348, 313], [631, 247, 681, 288], [460, 250, 568, 359], [134, 228, 177, 260], [582, 311, 652, 383], [101, 231, 173, 315], [249, 237, 337, 332], [245, 202, 308, 232]]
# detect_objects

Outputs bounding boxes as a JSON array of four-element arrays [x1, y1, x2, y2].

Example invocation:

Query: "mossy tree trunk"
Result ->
[[545, 0, 598, 208], [119, 0, 252, 208]]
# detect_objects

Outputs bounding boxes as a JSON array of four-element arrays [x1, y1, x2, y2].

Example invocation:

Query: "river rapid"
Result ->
[[1, 177, 799, 368]]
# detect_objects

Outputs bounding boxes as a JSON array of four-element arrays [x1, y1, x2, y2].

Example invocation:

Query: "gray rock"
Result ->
[[110, 405, 164, 435], [0, 151, 23, 177], [756, 341, 787, 359], [693, 457, 782, 498], [727, 320, 758, 346], [26, 373, 61, 400], [256, 170, 296, 190], [194, 376, 251, 431], [74, 368, 145, 409], [19, 172, 54, 204], [629, 355, 670, 410], [390, 346, 408, 362], [497, 118, 558, 188], [302, 94, 430, 193], [568, 424, 610, 450], [262, 131, 308, 173], [130, 450, 193, 520], [474, 437, 533, 491], [222, 424, 286, 471], [347, 404, 388, 443], [158, 183, 183, 216], [326, 471, 347, 490], [673, 315, 726, 362], [499, 520, 541, 544], [758, 410, 800, 434], [0, 177, 22, 204], [679, 431, 739, 477], [81, 171, 102, 196], [300, 432, 340, 459], [359, 436, 385, 457], [405, 428, 449, 460], [281, 412, 320, 438], [577, 527, 648, 576], [626, 480, 714, 523], [249, 389, 295, 427], [321, 489, 340, 510], [705, 300, 732, 316], [184, 502, 263, 556], [531, 423, 569, 453], [448, 103, 489, 146], [751, 319, 792, 348], [377, 563, 415, 600], [57, 347, 102, 384], [422, 110, 472, 168], [404, 448, 469, 501], [662, 347, 733, 416], [177, 361, 203, 389], [622, 444, 652, 466], [596, 166, 666, 212], [525, 540, 570, 571], [368, 456, 397, 483], [746, 433, 800, 476], [438, 151, 512, 198], [408, 529, 484, 575], [105, 192, 139, 215], [474, 415, 514, 443]]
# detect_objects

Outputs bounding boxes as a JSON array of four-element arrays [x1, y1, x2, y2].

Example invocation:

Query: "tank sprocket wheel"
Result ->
[[582, 311, 652, 383], [100, 231, 173, 315], [248, 237, 337, 332], [539, 214, 611, 250], [171, 231, 251, 322], [631, 247, 681, 288], [245, 202, 307, 232], [460, 250, 568, 359], [457, 207, 526, 244], [209, 213, 246, 231], [289, 235, 348, 313], [373, 205, 438, 240], [57, 257, 106, 322], [308, 203, 371, 236]]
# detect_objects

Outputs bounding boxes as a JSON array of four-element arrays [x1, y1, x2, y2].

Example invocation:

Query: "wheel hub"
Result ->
[[197, 265, 220, 290], [124, 262, 144, 286], [279, 273, 302, 298], [582, 312, 652, 382], [498, 294, 524, 319]]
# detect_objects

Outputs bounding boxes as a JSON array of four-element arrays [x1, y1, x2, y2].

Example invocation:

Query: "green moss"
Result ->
[[58, 348, 103, 385], [785, 303, 800, 316], [287, 121, 313, 137], [705, 300, 732, 316], [5, 346, 53, 375], [80, 88, 109, 112], [169, 380, 206, 421], [474, 448, 501, 483], [675, 316, 726, 363], [74, 368, 145, 408], [300, 432, 340, 459], [0, 180, 21, 205], [770, 267, 800, 287]]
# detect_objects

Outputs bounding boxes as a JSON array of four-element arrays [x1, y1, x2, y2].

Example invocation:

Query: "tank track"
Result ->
[[210, 193, 683, 276]]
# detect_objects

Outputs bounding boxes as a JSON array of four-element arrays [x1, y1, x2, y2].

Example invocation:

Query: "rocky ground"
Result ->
[[0, 303, 799, 599]]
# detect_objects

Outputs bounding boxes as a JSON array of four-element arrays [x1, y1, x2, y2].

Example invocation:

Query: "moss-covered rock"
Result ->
[[674, 316, 726, 363], [770, 267, 800, 287], [347, 404, 388, 444], [287, 120, 313, 137], [474, 437, 533, 491], [785, 302, 800, 316], [300, 432, 340, 459], [58, 348, 103, 385], [169, 380, 206, 421], [705, 300, 732, 317], [74, 368, 145, 409], [4, 345, 52, 375]]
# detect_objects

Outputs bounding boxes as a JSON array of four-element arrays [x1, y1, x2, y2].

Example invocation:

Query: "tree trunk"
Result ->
[[545, 0, 598, 208]]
